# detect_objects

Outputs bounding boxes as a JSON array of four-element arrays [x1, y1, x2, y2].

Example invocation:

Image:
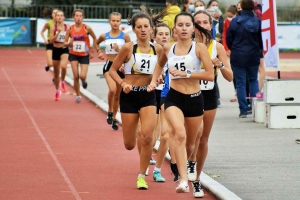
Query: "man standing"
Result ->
[[226, 0, 262, 118]]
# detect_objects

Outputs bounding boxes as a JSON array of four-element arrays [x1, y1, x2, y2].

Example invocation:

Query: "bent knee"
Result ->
[[124, 142, 135, 150]]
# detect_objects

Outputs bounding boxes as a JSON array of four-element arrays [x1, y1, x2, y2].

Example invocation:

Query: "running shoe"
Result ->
[[107, 112, 113, 124], [296, 139, 300, 144], [175, 180, 189, 193], [187, 160, 197, 182], [149, 157, 156, 165], [45, 66, 50, 71], [137, 177, 148, 190], [170, 163, 180, 182], [75, 96, 81, 103], [61, 81, 67, 93], [192, 180, 204, 198], [239, 114, 247, 118], [112, 119, 118, 130], [54, 91, 61, 101], [82, 80, 88, 89], [153, 171, 165, 182]]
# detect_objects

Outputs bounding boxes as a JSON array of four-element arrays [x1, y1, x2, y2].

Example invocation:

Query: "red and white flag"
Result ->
[[261, 0, 280, 70]]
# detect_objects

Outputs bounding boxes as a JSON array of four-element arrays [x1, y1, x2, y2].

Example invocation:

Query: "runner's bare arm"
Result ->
[[215, 42, 233, 82]]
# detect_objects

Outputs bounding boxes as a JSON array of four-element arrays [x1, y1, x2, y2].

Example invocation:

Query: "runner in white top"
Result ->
[[148, 12, 214, 194]]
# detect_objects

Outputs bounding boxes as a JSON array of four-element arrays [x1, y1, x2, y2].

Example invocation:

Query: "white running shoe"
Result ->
[[75, 96, 81, 103], [187, 160, 197, 181], [192, 180, 204, 198], [175, 180, 189, 193]]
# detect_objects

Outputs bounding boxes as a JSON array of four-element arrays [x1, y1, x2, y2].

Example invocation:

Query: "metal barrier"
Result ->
[[0, 4, 165, 19], [1, 4, 299, 22]]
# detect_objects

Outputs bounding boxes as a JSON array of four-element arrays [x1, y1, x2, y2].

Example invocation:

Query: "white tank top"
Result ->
[[167, 41, 202, 79]]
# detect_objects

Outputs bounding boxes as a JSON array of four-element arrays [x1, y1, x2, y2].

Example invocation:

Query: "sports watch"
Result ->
[[186, 70, 192, 78], [219, 62, 225, 70]]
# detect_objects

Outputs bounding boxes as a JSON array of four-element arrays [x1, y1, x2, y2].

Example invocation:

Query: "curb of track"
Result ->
[[64, 74, 242, 200]]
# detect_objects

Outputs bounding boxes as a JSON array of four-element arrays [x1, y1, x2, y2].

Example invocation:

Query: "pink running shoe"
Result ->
[[54, 90, 61, 101], [61, 81, 67, 93], [230, 93, 237, 102]]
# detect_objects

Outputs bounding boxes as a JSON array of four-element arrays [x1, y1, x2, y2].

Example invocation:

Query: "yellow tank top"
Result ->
[[201, 40, 218, 75], [47, 19, 54, 40], [124, 42, 157, 75]]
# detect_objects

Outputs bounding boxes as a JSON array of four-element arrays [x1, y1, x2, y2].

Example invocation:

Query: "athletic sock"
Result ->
[[138, 174, 145, 179], [153, 167, 161, 172]]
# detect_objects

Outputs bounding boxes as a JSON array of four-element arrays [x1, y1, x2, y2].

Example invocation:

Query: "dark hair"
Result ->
[[72, 9, 84, 17], [154, 23, 171, 36], [241, 0, 254, 10], [174, 12, 212, 45], [207, 0, 219, 8], [227, 5, 238, 15], [182, 0, 189, 11], [42, 7, 58, 19], [139, 5, 164, 27], [193, 10, 213, 46], [127, 12, 153, 28]]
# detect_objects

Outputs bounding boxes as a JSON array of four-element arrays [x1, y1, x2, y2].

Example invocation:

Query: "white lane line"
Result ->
[[2, 68, 81, 200], [27, 48, 33, 55]]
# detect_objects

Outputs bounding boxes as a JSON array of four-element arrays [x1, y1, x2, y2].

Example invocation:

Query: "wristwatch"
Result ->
[[186, 70, 192, 78], [219, 62, 225, 70]]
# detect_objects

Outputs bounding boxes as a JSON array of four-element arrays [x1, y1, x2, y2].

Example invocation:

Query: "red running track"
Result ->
[[0, 48, 216, 200]]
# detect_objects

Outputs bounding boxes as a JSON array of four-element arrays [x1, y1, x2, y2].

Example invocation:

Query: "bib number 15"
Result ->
[[174, 62, 186, 71]]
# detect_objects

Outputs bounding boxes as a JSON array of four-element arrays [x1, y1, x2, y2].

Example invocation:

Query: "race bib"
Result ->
[[200, 69, 215, 90], [73, 41, 86, 52], [168, 55, 192, 79], [134, 54, 157, 74], [105, 39, 124, 53], [56, 31, 66, 42]]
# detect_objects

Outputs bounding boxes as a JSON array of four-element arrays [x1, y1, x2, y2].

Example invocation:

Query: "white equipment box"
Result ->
[[265, 104, 300, 129], [264, 79, 300, 104]]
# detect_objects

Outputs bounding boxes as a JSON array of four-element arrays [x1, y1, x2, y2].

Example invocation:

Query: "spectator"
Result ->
[[162, 0, 181, 32], [226, 0, 262, 118], [182, 0, 195, 14], [207, 0, 224, 35], [194, 0, 206, 12], [222, 5, 238, 102]]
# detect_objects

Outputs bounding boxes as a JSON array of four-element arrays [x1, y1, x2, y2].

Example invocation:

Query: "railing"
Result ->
[[0, 4, 165, 19], [1, 4, 300, 22]]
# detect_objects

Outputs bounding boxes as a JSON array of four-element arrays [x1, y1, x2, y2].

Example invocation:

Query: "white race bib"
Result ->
[[105, 39, 124, 54], [168, 55, 192, 79], [56, 31, 66, 42], [73, 41, 86, 52], [134, 54, 157, 74], [200, 69, 215, 90]]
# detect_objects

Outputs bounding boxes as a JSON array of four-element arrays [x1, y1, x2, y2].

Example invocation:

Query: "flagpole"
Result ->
[[272, 0, 281, 79]]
